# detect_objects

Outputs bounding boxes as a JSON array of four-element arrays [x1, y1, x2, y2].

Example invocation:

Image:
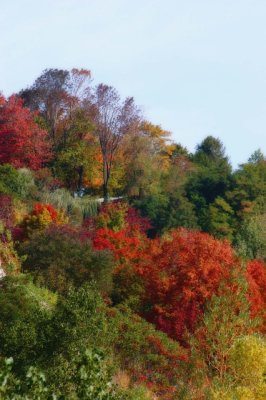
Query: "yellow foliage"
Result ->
[[229, 335, 266, 386], [211, 335, 266, 400], [212, 385, 266, 400]]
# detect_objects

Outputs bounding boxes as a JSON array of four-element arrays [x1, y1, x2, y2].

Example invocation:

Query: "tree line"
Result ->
[[0, 68, 266, 399]]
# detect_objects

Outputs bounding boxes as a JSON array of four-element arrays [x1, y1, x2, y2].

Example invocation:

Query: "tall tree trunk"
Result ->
[[103, 182, 109, 203], [77, 165, 84, 193], [103, 158, 109, 202]]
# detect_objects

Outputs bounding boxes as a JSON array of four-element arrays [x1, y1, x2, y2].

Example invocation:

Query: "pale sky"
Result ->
[[1, 0, 266, 168]]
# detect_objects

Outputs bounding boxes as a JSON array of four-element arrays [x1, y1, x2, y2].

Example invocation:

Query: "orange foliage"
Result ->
[[139, 229, 239, 342], [20, 203, 67, 238], [247, 258, 266, 330], [89, 204, 266, 346]]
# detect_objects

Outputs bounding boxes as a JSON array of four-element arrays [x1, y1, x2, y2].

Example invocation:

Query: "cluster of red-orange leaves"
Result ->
[[86, 203, 266, 343]]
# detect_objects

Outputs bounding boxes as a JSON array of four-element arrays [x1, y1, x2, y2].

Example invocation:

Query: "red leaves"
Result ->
[[140, 229, 238, 342], [126, 206, 151, 233], [87, 202, 151, 270], [90, 221, 241, 344], [93, 227, 148, 268], [19, 203, 67, 239], [247, 259, 266, 326], [87, 203, 266, 345], [32, 203, 58, 222], [0, 95, 52, 169]]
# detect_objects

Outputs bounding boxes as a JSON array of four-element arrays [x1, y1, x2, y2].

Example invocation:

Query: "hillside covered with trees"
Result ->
[[0, 68, 266, 399]]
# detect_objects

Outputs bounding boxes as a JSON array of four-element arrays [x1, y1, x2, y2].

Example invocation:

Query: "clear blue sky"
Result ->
[[1, 0, 266, 168]]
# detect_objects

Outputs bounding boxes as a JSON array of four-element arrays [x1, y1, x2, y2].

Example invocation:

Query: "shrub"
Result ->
[[0, 275, 56, 370], [108, 306, 186, 399], [0, 164, 32, 199], [20, 202, 68, 238], [19, 226, 114, 294], [0, 350, 124, 400]]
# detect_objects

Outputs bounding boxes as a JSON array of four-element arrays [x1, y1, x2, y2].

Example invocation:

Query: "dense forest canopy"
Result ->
[[0, 68, 266, 399]]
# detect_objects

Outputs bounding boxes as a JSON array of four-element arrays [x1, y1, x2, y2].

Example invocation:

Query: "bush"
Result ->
[[19, 226, 114, 294], [108, 306, 186, 398], [0, 357, 52, 400], [0, 164, 34, 199], [40, 284, 113, 395], [20, 203, 68, 238], [0, 275, 56, 370], [0, 350, 125, 400]]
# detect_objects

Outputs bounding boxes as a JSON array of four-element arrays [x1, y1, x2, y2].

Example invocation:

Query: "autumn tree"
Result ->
[[20, 68, 91, 144], [133, 142, 197, 234], [0, 95, 52, 170], [86, 84, 141, 201], [211, 335, 266, 399], [121, 121, 172, 198], [246, 258, 266, 331], [139, 229, 238, 343], [54, 108, 101, 193]]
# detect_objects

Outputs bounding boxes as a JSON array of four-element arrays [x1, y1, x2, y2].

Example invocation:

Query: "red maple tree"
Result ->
[[139, 228, 238, 342], [247, 258, 266, 330], [0, 95, 52, 169]]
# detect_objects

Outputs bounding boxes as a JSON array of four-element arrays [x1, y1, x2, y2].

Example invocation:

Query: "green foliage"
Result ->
[[248, 149, 265, 164], [0, 350, 125, 400], [122, 386, 152, 400], [235, 214, 266, 260], [193, 136, 231, 169], [40, 285, 118, 397], [0, 275, 56, 370], [186, 136, 232, 231], [231, 156, 266, 218], [208, 197, 234, 240], [187, 168, 232, 231], [48, 284, 109, 354], [196, 277, 253, 380], [108, 306, 184, 396], [75, 349, 120, 400], [19, 228, 114, 294], [0, 164, 35, 199], [179, 270, 255, 399], [55, 144, 90, 192], [17, 168, 37, 198], [96, 202, 128, 232], [0, 357, 53, 400], [134, 191, 197, 233], [123, 134, 163, 198], [40, 188, 98, 223]]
